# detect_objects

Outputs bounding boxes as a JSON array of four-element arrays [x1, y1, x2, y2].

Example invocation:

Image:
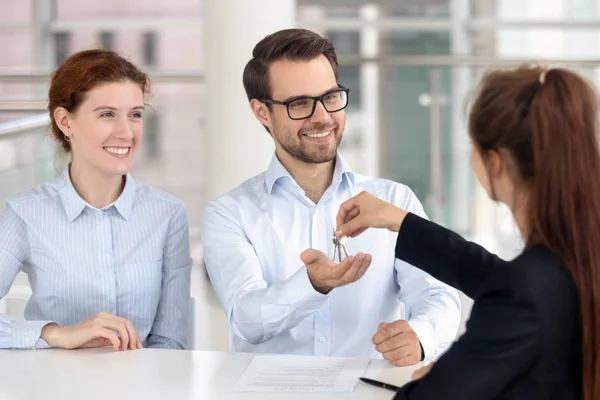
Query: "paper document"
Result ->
[[233, 355, 370, 393]]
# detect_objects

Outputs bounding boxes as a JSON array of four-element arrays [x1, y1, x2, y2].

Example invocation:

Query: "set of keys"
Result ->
[[331, 229, 349, 262]]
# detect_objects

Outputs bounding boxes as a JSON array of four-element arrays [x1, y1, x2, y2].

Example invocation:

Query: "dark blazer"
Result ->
[[393, 213, 582, 400]]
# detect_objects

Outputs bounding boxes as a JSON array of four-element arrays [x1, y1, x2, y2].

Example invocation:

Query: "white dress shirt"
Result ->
[[201, 153, 461, 361]]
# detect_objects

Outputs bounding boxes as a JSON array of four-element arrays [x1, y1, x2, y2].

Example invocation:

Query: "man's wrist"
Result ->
[[407, 318, 435, 362], [311, 282, 332, 294], [307, 273, 332, 294]]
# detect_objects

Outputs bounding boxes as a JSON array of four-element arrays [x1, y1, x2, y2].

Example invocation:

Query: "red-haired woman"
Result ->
[[0, 50, 191, 351]]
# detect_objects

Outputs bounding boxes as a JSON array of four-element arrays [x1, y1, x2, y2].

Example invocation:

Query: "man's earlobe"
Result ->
[[257, 106, 268, 121]]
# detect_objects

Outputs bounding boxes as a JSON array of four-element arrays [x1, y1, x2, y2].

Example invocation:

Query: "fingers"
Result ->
[[96, 328, 121, 351], [302, 247, 372, 292], [372, 320, 411, 346], [78, 337, 109, 349], [411, 364, 433, 380], [342, 207, 361, 225], [331, 255, 356, 278], [382, 344, 415, 363], [392, 358, 420, 367], [338, 253, 366, 284], [339, 253, 372, 283], [337, 191, 406, 236], [105, 319, 130, 351], [305, 252, 355, 293], [93, 313, 139, 351], [124, 319, 140, 350], [349, 228, 367, 238], [300, 249, 330, 266], [328, 252, 372, 289], [372, 321, 421, 367], [53, 312, 142, 351], [352, 254, 372, 281], [336, 216, 368, 239], [412, 369, 425, 380], [111, 316, 142, 351], [84, 335, 142, 351], [336, 191, 376, 236], [336, 196, 361, 228]]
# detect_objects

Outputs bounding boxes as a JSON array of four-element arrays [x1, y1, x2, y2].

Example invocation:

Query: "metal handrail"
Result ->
[[0, 70, 204, 83], [0, 101, 47, 111], [302, 17, 600, 31], [333, 55, 600, 67], [0, 113, 49, 140], [6, 15, 600, 32], [1, 56, 600, 85]]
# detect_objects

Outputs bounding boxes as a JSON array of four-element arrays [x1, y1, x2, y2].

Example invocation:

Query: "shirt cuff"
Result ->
[[283, 265, 330, 306], [12, 321, 57, 349], [407, 317, 437, 362]]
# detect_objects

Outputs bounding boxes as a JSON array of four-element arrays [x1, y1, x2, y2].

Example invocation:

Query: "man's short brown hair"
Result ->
[[243, 28, 339, 102]]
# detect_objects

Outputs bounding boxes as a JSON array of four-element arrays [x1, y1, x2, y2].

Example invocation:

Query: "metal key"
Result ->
[[331, 229, 350, 262]]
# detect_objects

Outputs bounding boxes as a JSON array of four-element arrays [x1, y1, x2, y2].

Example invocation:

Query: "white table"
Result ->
[[0, 348, 420, 399]]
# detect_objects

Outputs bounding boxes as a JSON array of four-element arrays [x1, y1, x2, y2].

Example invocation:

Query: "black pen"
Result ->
[[359, 377, 402, 392]]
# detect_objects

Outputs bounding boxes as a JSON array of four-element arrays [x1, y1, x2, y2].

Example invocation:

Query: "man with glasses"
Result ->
[[202, 29, 460, 366]]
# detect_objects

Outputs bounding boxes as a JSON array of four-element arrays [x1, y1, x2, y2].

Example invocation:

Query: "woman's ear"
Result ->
[[486, 149, 504, 178], [53, 107, 71, 135]]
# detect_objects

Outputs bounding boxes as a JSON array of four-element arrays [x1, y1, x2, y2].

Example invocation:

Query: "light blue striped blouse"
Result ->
[[0, 167, 192, 349]]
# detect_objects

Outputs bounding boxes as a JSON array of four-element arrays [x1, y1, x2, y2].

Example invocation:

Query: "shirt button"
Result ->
[[314, 209, 319, 214], [319, 337, 325, 342]]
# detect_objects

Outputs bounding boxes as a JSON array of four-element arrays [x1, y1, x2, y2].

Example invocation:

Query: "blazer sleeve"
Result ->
[[395, 212, 506, 298], [393, 266, 541, 400]]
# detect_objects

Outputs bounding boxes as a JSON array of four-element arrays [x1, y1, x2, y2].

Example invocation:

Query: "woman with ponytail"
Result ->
[[335, 65, 597, 399]]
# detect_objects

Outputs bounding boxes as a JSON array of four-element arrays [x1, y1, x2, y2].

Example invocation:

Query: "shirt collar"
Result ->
[[58, 166, 137, 222], [113, 173, 136, 220], [265, 152, 356, 194]]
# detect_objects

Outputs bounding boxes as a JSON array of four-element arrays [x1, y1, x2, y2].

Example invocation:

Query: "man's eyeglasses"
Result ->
[[260, 87, 350, 120]]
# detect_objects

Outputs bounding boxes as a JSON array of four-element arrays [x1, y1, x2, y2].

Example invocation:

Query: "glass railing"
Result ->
[[0, 113, 65, 207], [0, 114, 60, 309]]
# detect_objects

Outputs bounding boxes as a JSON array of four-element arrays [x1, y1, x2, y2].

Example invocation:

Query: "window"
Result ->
[[141, 31, 159, 159], [144, 112, 159, 159], [326, 31, 361, 107], [326, 31, 360, 55], [99, 31, 115, 50], [54, 32, 71, 66], [142, 32, 157, 67]]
